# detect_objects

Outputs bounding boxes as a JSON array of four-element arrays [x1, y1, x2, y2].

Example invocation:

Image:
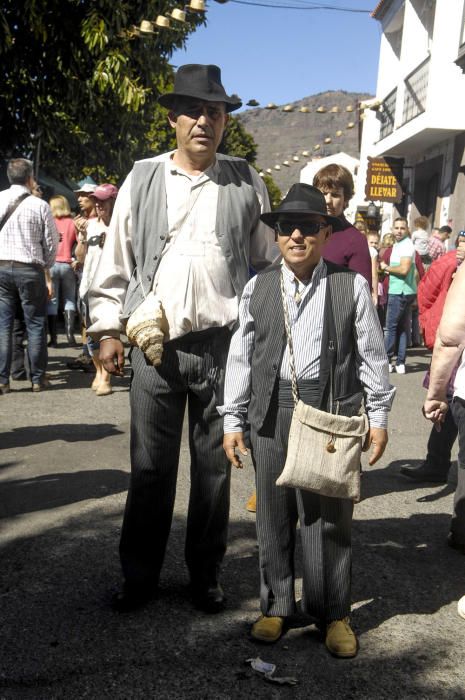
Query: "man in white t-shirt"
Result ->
[[379, 217, 417, 374]]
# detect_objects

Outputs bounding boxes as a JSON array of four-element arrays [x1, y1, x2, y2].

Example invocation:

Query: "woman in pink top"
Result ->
[[48, 196, 78, 346]]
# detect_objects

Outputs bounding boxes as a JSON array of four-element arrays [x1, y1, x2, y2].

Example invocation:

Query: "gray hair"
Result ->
[[7, 158, 34, 185]]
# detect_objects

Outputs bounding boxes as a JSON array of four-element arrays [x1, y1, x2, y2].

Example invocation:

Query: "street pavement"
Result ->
[[1, 341, 465, 699]]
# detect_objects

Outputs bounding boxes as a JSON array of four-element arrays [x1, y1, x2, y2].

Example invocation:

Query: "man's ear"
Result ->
[[168, 111, 177, 128]]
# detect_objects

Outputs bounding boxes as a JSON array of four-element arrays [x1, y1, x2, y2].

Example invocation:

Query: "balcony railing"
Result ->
[[379, 88, 397, 140], [402, 56, 430, 124]]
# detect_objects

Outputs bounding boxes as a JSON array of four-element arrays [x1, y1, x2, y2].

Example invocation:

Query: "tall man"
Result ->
[[0, 158, 59, 394], [87, 64, 276, 613], [220, 183, 394, 657], [380, 217, 417, 374]]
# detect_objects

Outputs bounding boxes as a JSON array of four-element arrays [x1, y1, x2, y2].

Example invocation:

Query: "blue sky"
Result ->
[[172, 0, 382, 110]]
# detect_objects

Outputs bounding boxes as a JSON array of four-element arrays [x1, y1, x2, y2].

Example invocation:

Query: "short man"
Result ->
[[423, 260, 465, 557], [0, 158, 59, 394], [87, 64, 276, 612], [220, 183, 394, 657], [313, 163, 372, 287], [427, 225, 451, 263], [380, 217, 417, 374]]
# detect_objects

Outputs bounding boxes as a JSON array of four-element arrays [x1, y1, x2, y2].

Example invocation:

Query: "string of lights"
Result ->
[[228, 0, 368, 12]]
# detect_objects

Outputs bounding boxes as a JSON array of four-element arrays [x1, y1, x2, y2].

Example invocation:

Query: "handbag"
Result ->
[[275, 270, 368, 501]]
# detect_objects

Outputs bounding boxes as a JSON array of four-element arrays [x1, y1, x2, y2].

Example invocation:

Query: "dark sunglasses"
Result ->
[[275, 220, 329, 236]]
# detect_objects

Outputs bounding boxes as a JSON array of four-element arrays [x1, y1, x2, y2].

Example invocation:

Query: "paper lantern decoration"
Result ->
[[155, 15, 170, 27], [171, 8, 186, 21]]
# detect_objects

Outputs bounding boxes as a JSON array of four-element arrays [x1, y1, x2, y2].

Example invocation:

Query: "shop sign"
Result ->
[[365, 157, 403, 203]]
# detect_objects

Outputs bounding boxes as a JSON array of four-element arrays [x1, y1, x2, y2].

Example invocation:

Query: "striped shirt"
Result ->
[[219, 258, 395, 432], [0, 184, 59, 267]]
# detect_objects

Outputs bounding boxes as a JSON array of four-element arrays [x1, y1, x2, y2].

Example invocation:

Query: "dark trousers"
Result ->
[[450, 398, 465, 543], [424, 405, 458, 476], [11, 306, 30, 379], [252, 406, 353, 623], [0, 263, 47, 385], [120, 329, 232, 591]]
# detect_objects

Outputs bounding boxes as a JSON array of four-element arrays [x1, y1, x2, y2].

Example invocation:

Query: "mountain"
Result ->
[[237, 90, 373, 193]]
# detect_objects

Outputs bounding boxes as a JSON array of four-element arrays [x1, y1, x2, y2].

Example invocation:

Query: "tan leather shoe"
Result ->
[[325, 618, 358, 658], [246, 491, 256, 513], [251, 615, 284, 643]]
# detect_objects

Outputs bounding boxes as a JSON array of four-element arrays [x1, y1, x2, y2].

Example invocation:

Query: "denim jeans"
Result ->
[[47, 262, 77, 314], [384, 293, 416, 365], [0, 263, 47, 385]]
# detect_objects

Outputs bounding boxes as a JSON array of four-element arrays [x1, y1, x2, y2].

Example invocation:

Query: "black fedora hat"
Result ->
[[261, 183, 343, 231], [158, 64, 242, 113]]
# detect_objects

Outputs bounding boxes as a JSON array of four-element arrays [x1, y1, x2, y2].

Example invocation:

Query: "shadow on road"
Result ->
[[0, 469, 129, 518], [0, 423, 124, 450]]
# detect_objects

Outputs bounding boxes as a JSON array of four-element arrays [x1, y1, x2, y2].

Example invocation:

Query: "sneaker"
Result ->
[[395, 364, 406, 374], [388, 364, 394, 373], [325, 618, 358, 658], [0, 383, 11, 395], [458, 596, 465, 620], [67, 353, 95, 371]]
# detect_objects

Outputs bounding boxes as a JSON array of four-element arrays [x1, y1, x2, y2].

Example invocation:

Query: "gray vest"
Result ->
[[121, 154, 261, 321], [248, 262, 363, 433]]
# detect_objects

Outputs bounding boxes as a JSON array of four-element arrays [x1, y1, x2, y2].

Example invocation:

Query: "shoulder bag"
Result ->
[[275, 270, 368, 502]]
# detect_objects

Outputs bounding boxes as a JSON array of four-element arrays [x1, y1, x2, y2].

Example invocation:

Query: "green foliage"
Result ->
[[261, 173, 282, 208], [0, 0, 205, 182], [219, 116, 281, 207], [219, 116, 257, 164]]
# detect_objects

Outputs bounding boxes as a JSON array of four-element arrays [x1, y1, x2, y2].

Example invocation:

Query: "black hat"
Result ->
[[261, 183, 343, 231], [158, 64, 242, 113]]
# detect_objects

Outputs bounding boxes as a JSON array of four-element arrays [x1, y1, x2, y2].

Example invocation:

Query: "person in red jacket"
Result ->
[[401, 233, 465, 483]]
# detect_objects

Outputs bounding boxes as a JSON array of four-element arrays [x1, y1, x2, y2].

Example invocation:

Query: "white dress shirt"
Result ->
[[88, 152, 278, 339]]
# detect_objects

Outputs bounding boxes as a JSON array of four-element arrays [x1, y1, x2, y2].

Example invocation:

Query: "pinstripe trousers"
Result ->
[[252, 405, 353, 622], [120, 328, 231, 591]]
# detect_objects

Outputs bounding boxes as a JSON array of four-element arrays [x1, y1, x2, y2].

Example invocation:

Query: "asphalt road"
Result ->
[[1, 342, 465, 699]]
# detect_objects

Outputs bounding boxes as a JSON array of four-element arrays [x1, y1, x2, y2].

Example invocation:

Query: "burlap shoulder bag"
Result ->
[[275, 271, 368, 502]]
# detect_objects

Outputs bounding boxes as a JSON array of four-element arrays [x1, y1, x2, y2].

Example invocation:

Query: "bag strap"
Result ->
[[0, 192, 30, 231]]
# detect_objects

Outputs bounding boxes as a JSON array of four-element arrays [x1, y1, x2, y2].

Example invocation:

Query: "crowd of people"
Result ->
[[0, 161, 118, 396], [2, 62, 464, 659]]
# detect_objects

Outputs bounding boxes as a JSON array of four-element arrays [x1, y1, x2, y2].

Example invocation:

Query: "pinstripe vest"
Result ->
[[121, 154, 261, 321], [248, 261, 363, 432]]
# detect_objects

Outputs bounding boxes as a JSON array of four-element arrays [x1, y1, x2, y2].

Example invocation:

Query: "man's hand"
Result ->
[[99, 338, 125, 376], [423, 398, 449, 430], [362, 427, 388, 465], [46, 280, 54, 301], [223, 432, 248, 469]]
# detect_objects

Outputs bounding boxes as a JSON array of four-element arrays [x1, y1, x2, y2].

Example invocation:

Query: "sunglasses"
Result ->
[[275, 220, 329, 236]]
